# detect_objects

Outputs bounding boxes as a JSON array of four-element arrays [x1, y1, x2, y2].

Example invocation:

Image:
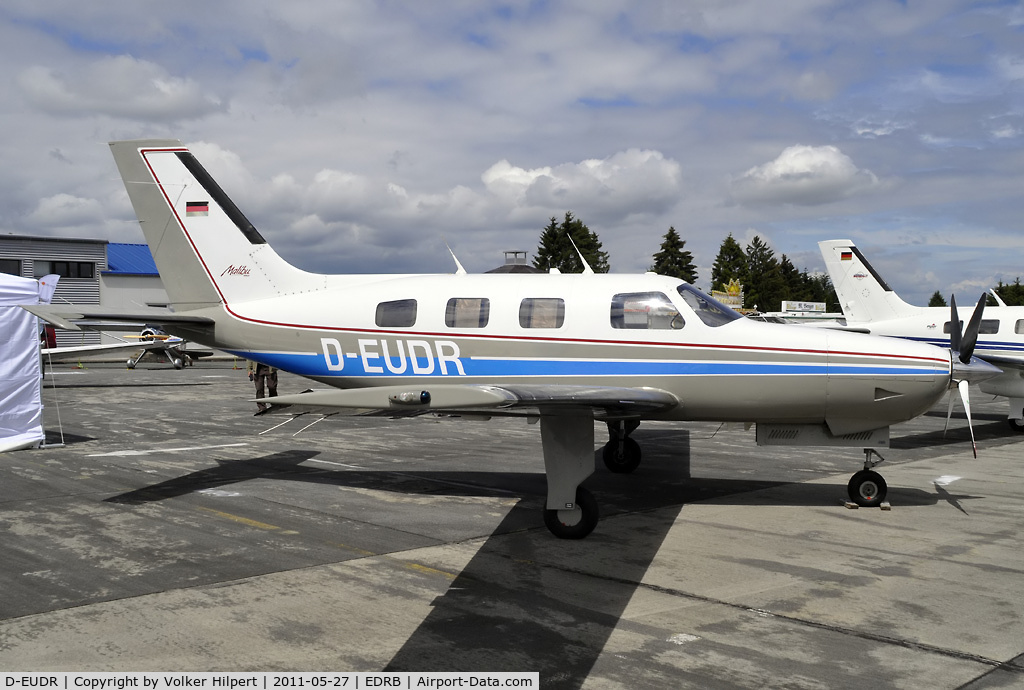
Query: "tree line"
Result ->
[[929, 279, 1024, 308], [533, 211, 837, 313]]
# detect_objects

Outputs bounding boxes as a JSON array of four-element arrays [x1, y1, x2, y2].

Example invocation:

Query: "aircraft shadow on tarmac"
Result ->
[[99, 430, 977, 688], [891, 416, 1012, 451]]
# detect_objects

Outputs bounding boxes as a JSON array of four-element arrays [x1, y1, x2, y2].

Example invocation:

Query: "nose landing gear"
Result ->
[[848, 449, 888, 508]]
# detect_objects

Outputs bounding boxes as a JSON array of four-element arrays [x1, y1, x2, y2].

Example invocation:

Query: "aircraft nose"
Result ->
[[824, 332, 950, 435]]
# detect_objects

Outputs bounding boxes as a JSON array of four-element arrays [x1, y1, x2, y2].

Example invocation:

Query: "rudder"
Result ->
[[109, 140, 317, 312], [818, 239, 920, 323]]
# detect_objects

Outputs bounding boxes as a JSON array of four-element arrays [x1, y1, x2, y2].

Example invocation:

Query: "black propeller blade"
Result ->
[[949, 294, 961, 357], [960, 294, 987, 364]]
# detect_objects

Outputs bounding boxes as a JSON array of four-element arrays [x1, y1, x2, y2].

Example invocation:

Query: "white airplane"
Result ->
[[24, 141, 1000, 539], [820, 239, 1024, 432]]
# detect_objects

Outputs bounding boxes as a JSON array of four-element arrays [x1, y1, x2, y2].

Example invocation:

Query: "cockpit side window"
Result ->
[[611, 292, 684, 330], [676, 284, 743, 327]]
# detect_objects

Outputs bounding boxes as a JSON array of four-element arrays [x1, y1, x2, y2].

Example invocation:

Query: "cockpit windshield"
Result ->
[[676, 284, 743, 327]]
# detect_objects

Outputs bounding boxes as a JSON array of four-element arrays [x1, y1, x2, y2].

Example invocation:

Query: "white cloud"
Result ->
[[27, 193, 103, 228], [482, 149, 683, 219], [730, 145, 881, 206], [17, 55, 222, 121]]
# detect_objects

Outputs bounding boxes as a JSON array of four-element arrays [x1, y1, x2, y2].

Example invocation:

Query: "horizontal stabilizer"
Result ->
[[22, 305, 215, 332]]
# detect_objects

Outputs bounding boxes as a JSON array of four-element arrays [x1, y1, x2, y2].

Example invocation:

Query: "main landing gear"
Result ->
[[848, 449, 888, 508], [539, 417, 646, 539], [603, 420, 642, 473], [540, 415, 601, 539]]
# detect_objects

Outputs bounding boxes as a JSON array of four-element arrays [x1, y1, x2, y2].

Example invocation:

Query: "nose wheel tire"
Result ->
[[602, 437, 642, 473], [1008, 418, 1024, 433], [543, 486, 599, 539], [848, 470, 887, 508]]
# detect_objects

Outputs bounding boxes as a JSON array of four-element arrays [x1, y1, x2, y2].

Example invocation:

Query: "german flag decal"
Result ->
[[186, 201, 209, 217], [840, 251, 852, 261]]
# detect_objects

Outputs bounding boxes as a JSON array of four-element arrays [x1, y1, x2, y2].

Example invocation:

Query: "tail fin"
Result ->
[[109, 140, 319, 312], [818, 239, 921, 323]]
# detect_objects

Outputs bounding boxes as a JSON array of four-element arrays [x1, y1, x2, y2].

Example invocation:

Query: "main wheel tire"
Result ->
[[602, 437, 642, 473], [1008, 418, 1024, 433], [543, 486, 599, 539], [848, 470, 887, 508]]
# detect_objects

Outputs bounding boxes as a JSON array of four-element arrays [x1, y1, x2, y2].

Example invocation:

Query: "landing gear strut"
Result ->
[[848, 449, 888, 508], [541, 415, 599, 539], [603, 420, 642, 473]]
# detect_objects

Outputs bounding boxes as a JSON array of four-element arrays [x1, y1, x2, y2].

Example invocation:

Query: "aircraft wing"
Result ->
[[41, 340, 164, 361], [259, 384, 680, 420], [979, 353, 1024, 371], [22, 305, 215, 333]]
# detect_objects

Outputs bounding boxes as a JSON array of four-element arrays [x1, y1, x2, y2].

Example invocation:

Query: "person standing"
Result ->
[[247, 360, 278, 411]]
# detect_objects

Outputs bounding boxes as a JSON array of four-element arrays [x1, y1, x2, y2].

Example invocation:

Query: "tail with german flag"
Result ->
[[109, 140, 320, 313], [818, 239, 921, 324]]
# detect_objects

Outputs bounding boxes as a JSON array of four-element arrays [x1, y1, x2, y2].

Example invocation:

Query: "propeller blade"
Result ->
[[949, 294, 961, 356], [959, 294, 987, 364], [958, 378, 977, 458], [944, 389, 954, 438]]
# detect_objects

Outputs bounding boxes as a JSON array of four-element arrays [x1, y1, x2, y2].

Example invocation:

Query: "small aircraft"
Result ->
[[820, 239, 1024, 432], [23, 141, 1000, 538], [121, 325, 214, 369], [38, 323, 210, 369]]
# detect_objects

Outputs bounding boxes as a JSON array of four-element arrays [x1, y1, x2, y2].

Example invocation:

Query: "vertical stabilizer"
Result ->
[[109, 140, 319, 312], [818, 239, 921, 324]]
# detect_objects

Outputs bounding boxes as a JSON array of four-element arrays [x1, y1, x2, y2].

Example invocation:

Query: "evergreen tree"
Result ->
[[992, 279, 1024, 306], [532, 211, 610, 273], [743, 236, 786, 312], [804, 272, 838, 312], [779, 254, 804, 301], [710, 233, 746, 292], [928, 291, 947, 307], [650, 226, 698, 283]]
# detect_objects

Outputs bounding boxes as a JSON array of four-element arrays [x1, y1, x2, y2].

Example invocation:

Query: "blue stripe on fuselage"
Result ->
[[229, 350, 939, 379]]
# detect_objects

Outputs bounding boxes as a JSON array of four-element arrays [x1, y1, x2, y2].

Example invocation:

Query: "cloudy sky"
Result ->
[[2, 0, 1022, 304]]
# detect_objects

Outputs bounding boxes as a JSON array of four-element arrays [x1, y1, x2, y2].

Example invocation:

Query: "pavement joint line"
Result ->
[[499, 544, 1024, 674]]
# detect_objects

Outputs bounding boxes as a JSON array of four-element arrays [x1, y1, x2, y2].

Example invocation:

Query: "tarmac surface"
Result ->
[[1, 359, 1024, 689]]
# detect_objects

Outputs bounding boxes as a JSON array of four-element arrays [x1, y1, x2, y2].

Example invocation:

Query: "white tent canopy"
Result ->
[[0, 273, 57, 452]]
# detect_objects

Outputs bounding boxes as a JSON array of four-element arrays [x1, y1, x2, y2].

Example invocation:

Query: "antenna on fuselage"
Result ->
[[445, 240, 467, 275], [568, 235, 594, 274]]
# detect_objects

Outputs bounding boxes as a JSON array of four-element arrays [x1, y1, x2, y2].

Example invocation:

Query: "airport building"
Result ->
[[0, 234, 167, 345]]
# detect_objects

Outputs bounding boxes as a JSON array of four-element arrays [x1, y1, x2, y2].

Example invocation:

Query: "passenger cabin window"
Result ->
[[611, 292, 683, 330], [375, 299, 417, 328], [676, 284, 742, 327], [945, 319, 1000, 335], [520, 298, 565, 328], [1016, 320, 1024, 335], [446, 298, 490, 328]]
